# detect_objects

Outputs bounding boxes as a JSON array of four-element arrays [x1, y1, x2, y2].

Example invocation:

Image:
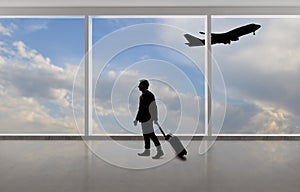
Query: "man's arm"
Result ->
[[134, 96, 140, 126], [134, 111, 140, 125], [149, 100, 158, 123]]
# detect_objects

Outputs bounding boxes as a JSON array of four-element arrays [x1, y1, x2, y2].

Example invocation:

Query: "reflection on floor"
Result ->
[[0, 140, 299, 192]]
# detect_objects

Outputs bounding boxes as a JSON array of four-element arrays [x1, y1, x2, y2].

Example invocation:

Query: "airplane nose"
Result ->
[[255, 24, 261, 29]]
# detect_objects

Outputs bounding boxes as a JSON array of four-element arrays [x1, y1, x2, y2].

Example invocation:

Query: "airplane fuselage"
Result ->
[[184, 23, 261, 46], [212, 23, 261, 44]]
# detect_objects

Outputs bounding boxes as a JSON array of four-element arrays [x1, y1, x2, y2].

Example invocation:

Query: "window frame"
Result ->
[[0, 6, 299, 139]]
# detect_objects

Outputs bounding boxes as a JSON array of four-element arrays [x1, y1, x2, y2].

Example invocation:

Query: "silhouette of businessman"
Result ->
[[134, 79, 164, 159]]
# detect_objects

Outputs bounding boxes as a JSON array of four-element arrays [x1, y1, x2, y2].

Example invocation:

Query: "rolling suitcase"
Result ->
[[155, 123, 187, 158]]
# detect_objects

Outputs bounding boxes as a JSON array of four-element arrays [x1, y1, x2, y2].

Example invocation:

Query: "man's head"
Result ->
[[138, 79, 149, 92]]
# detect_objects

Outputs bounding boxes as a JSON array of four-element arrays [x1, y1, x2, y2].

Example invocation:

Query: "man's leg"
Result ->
[[149, 132, 161, 147], [138, 133, 150, 156], [144, 133, 151, 149], [150, 132, 164, 159]]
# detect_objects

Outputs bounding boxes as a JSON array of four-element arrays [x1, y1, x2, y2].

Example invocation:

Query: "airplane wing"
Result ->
[[184, 34, 205, 47], [211, 33, 232, 44], [197, 32, 232, 45]]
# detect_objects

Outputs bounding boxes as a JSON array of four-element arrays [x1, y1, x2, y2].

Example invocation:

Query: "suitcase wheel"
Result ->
[[178, 149, 187, 157]]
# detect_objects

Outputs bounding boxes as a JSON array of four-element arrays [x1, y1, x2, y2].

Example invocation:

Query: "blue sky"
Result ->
[[91, 17, 205, 134], [91, 16, 300, 134], [0, 17, 85, 133], [0, 17, 85, 67], [0, 16, 299, 134], [92, 17, 206, 96]]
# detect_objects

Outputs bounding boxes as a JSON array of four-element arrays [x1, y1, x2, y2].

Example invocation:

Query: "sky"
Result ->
[[91, 17, 205, 134], [0, 17, 85, 133], [212, 16, 300, 134], [0, 16, 299, 134]]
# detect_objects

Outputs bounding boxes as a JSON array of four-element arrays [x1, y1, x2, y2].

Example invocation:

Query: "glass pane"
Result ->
[[0, 17, 85, 134], [212, 16, 300, 134], [91, 16, 205, 134]]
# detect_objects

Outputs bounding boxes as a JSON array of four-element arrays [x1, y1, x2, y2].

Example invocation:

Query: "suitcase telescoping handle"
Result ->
[[155, 122, 166, 138]]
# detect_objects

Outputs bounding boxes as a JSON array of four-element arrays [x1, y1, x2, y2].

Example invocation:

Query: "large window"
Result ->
[[91, 16, 205, 135], [212, 16, 300, 134], [0, 11, 299, 136], [0, 17, 85, 134]]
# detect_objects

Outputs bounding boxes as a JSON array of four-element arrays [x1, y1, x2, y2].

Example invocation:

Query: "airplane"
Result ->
[[184, 23, 261, 47]]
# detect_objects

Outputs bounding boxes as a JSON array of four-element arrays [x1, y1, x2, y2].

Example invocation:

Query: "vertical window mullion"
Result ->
[[205, 15, 212, 136], [85, 15, 92, 136]]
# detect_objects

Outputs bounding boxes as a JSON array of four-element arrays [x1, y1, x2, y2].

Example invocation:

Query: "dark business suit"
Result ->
[[135, 90, 160, 149]]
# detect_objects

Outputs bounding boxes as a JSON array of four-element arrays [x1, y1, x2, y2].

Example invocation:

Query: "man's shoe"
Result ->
[[152, 149, 164, 159], [138, 149, 150, 156]]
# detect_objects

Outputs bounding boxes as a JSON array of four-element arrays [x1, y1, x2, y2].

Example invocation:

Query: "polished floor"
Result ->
[[0, 140, 299, 192]]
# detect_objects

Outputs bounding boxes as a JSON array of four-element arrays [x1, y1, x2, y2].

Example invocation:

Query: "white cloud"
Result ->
[[219, 101, 298, 134], [0, 22, 16, 36], [0, 40, 84, 133], [252, 108, 296, 134], [13, 41, 38, 59], [0, 41, 15, 55], [93, 67, 203, 134], [26, 21, 48, 32], [159, 17, 205, 42], [155, 17, 206, 70], [1, 41, 77, 101], [0, 56, 5, 65], [0, 93, 80, 133]]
